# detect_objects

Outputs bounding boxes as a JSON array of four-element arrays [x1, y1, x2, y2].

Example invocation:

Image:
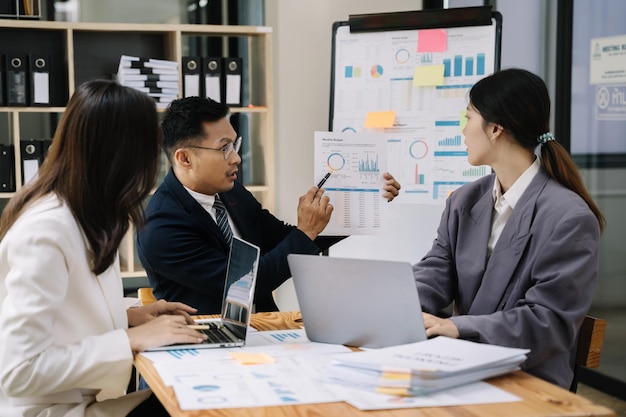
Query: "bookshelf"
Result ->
[[0, 19, 275, 278]]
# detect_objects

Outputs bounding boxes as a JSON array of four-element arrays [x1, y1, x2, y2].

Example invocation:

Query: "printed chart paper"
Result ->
[[314, 131, 388, 235]]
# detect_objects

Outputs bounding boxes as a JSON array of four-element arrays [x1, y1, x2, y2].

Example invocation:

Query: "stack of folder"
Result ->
[[116, 55, 179, 109], [322, 337, 529, 396], [1, 53, 52, 107], [181, 56, 243, 107]]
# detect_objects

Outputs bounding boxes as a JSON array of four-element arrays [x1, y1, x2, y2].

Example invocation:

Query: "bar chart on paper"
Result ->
[[314, 131, 387, 235], [269, 331, 303, 343]]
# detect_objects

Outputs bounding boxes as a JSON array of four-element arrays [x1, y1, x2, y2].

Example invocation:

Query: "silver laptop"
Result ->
[[147, 236, 260, 351], [287, 254, 427, 349]]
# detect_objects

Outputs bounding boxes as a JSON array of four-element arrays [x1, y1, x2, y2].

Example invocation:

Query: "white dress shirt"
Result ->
[[184, 186, 240, 238], [488, 158, 540, 256]]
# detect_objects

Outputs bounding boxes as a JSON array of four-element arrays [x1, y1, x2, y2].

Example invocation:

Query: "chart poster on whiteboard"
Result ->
[[331, 22, 496, 205]]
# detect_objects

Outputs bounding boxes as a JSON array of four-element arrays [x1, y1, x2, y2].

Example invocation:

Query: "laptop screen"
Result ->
[[221, 237, 260, 329]]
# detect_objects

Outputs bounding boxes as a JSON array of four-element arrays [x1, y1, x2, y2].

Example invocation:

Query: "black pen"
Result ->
[[316, 171, 332, 188]]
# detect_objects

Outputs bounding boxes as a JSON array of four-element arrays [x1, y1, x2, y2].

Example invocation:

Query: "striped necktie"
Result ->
[[214, 195, 233, 245]]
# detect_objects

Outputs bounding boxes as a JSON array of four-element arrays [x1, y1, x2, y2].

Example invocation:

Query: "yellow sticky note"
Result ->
[[459, 109, 467, 132], [381, 371, 411, 381], [364, 111, 396, 128], [229, 352, 276, 365], [376, 386, 412, 397], [413, 64, 445, 86]]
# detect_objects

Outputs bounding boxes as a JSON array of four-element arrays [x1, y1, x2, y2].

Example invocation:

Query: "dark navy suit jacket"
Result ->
[[137, 169, 340, 314]]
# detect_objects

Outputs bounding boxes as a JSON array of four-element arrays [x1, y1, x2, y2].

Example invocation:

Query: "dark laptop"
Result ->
[[146, 236, 260, 351]]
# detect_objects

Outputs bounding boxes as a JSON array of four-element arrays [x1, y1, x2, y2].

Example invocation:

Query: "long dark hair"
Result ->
[[469, 68, 605, 232], [0, 80, 161, 274]]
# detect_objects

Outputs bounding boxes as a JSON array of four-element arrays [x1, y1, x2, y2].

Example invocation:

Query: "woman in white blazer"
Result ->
[[0, 80, 208, 416], [413, 68, 605, 390]]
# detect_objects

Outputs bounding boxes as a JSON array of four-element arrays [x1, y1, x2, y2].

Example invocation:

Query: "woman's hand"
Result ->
[[126, 314, 208, 353], [422, 312, 460, 338], [127, 299, 197, 327]]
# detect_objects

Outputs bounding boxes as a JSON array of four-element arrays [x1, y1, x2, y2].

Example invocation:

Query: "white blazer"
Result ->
[[0, 194, 149, 417]]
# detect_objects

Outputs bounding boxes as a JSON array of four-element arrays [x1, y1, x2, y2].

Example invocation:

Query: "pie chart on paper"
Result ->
[[370, 64, 383, 78]]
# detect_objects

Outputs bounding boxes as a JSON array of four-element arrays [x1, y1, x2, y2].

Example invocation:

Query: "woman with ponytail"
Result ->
[[413, 68, 604, 390]]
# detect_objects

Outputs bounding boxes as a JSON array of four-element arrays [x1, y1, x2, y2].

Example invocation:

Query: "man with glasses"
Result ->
[[137, 96, 402, 314]]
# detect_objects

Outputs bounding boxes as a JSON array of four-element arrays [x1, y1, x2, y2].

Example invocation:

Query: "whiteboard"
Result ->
[[328, 8, 502, 262]]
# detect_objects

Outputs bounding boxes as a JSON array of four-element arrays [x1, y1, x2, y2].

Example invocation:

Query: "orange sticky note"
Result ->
[[229, 352, 276, 365], [413, 65, 445, 86], [417, 29, 447, 52], [364, 111, 396, 128], [381, 371, 411, 381]]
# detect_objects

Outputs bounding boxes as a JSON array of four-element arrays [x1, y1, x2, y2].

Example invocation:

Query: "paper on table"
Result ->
[[336, 380, 521, 410], [322, 361, 521, 395], [140, 329, 351, 368], [170, 354, 341, 410], [332, 336, 529, 377]]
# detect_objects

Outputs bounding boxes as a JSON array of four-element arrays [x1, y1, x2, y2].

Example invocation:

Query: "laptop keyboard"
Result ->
[[199, 322, 236, 344]]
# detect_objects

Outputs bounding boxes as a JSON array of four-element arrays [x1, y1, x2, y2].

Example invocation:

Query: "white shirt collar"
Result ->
[[184, 186, 217, 210], [492, 157, 540, 210]]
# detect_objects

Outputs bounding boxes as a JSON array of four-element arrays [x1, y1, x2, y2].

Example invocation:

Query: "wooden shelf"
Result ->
[[0, 20, 275, 278]]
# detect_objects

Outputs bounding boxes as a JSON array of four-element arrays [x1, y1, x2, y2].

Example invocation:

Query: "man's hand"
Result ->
[[296, 186, 333, 241], [382, 172, 401, 202]]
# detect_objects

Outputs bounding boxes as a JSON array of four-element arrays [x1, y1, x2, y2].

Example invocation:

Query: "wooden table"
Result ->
[[134, 311, 615, 417]]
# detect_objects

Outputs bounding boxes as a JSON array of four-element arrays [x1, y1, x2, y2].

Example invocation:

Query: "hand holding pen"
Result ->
[[316, 170, 333, 188]]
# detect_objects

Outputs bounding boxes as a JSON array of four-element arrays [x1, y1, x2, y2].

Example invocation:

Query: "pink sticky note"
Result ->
[[417, 29, 447, 53]]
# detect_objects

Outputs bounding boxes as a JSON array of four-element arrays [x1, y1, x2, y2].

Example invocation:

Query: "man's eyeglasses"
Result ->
[[187, 136, 242, 160]]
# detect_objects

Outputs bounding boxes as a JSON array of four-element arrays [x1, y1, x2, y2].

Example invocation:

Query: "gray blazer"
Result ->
[[414, 169, 600, 389]]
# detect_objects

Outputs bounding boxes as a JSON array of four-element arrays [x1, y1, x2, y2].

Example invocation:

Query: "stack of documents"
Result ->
[[322, 337, 529, 396], [116, 55, 179, 108]]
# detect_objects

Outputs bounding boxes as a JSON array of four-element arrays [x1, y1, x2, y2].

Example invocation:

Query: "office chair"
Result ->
[[137, 287, 157, 305], [570, 315, 607, 393]]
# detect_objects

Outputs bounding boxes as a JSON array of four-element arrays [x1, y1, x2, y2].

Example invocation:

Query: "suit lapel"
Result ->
[[164, 169, 231, 251], [468, 171, 550, 314], [455, 190, 494, 311]]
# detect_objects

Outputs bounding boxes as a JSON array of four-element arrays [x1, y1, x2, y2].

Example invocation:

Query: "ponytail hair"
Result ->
[[540, 141, 605, 231], [469, 68, 605, 232]]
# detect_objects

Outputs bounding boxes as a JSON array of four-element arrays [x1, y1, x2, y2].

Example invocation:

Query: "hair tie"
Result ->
[[537, 132, 555, 144]]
